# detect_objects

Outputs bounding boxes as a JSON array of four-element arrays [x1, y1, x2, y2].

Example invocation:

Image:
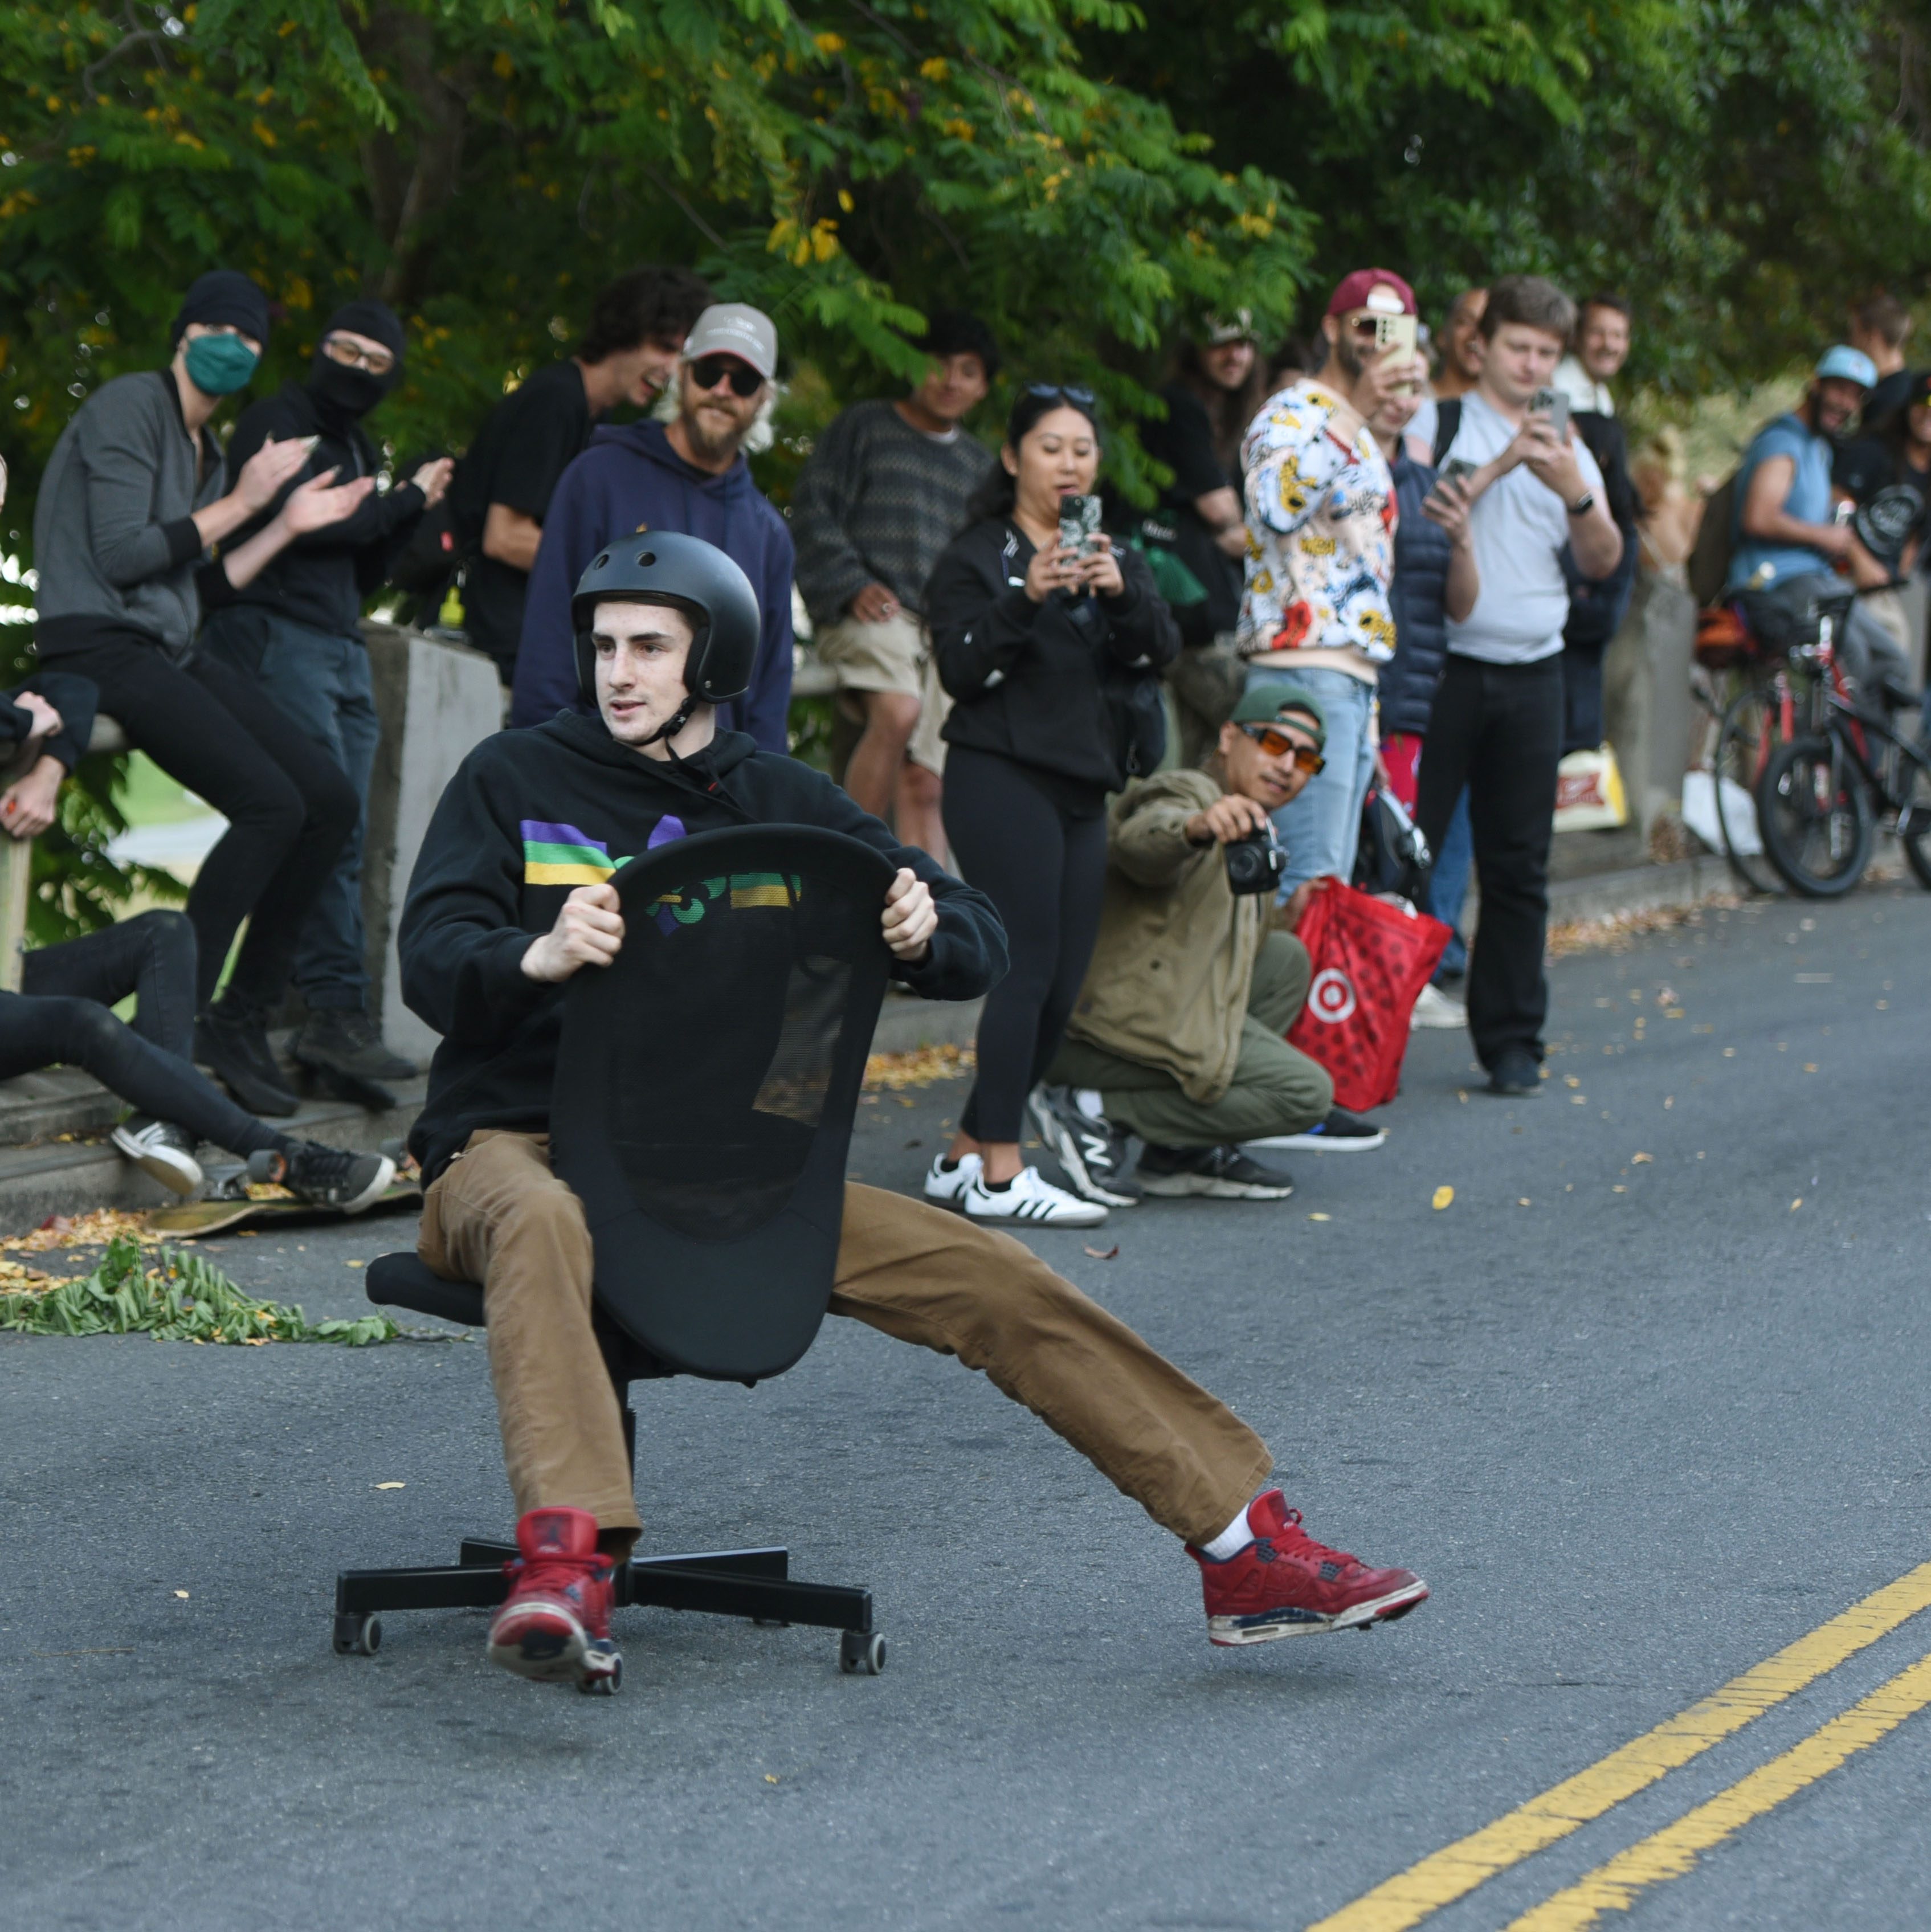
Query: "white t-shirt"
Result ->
[[1444, 390, 1605, 665]]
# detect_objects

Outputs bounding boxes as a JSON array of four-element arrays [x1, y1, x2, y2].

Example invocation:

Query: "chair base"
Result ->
[[332, 1540, 884, 1674]]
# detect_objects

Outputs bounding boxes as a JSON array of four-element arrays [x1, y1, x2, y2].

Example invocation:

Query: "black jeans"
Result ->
[[6, 912, 280, 1155], [50, 638, 358, 1010], [1416, 653, 1564, 1070], [941, 746, 1109, 1145]]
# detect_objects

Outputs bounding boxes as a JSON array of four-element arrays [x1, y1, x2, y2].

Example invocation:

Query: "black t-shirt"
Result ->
[[1140, 382, 1243, 642], [451, 360, 597, 672], [1837, 434, 1931, 569]]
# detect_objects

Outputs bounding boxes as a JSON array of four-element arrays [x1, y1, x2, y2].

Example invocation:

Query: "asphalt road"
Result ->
[[3, 884, 1929, 1931]]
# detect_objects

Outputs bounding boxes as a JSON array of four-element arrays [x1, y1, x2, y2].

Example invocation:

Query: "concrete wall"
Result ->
[[361, 623, 503, 1063], [1603, 566, 1697, 836]]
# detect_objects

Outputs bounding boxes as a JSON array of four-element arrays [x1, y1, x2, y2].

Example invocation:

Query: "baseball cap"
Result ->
[[1815, 344, 1877, 389], [1325, 268, 1417, 319], [682, 304, 778, 382], [1231, 682, 1326, 749], [1202, 308, 1256, 346]]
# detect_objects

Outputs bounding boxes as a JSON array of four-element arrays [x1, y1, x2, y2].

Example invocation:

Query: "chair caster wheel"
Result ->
[[333, 1613, 381, 1657], [839, 1631, 885, 1676], [576, 1655, 622, 1696]]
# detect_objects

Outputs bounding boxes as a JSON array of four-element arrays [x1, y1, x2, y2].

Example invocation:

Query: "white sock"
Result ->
[[1074, 1088, 1106, 1121], [1199, 1502, 1255, 1562]]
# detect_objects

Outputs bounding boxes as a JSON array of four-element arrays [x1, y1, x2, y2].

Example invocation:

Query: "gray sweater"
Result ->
[[790, 399, 993, 628], [33, 371, 224, 658]]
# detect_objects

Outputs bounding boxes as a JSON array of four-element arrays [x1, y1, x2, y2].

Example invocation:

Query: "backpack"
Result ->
[[1430, 398, 1461, 469], [1687, 469, 1740, 609]]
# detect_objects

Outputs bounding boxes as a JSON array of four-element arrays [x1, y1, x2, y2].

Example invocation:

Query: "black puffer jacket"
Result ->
[[1379, 450, 1454, 737], [926, 517, 1181, 794]]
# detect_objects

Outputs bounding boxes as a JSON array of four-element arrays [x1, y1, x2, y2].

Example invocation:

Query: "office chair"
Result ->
[[332, 823, 899, 1686]]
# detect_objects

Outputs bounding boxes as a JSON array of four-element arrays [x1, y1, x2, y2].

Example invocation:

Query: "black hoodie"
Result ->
[[400, 714, 1007, 1181]]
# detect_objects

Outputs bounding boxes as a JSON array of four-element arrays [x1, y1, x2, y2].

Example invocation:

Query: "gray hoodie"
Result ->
[[33, 371, 224, 659]]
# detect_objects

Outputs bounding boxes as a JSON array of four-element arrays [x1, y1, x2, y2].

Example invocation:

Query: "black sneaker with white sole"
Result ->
[[1027, 1085, 1140, 1206], [260, 1142, 396, 1214], [1246, 1106, 1387, 1154], [110, 1117, 203, 1196], [1137, 1143, 1295, 1200]]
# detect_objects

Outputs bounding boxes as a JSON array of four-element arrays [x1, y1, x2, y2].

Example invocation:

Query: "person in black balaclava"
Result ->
[[202, 300, 455, 1097]]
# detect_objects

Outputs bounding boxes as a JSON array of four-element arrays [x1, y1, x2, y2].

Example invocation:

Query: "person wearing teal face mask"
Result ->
[[32, 269, 378, 1120]]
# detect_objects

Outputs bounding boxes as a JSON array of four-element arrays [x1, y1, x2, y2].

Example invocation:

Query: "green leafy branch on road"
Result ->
[[0, 1233, 399, 1345]]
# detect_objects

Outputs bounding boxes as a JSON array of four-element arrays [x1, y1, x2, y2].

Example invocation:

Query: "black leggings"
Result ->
[[50, 638, 358, 1009], [941, 746, 1109, 1144], [6, 912, 281, 1155]]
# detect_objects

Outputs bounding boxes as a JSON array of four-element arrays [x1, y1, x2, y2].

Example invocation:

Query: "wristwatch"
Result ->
[[1567, 489, 1597, 517]]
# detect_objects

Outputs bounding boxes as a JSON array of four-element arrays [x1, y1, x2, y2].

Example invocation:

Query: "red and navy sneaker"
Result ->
[[488, 1507, 622, 1692], [1190, 1491, 1427, 1645]]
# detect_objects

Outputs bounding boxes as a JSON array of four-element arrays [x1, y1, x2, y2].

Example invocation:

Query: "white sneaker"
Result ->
[[964, 1165, 1108, 1227], [111, 1117, 203, 1196], [1410, 983, 1467, 1031], [924, 1151, 982, 1206]]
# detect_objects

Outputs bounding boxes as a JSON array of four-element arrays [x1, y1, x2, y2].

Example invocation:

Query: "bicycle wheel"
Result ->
[[1897, 740, 1931, 891], [1759, 734, 1873, 897], [1712, 683, 1785, 895]]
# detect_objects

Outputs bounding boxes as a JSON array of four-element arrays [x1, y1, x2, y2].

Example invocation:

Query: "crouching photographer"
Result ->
[[1033, 685, 1387, 1204]]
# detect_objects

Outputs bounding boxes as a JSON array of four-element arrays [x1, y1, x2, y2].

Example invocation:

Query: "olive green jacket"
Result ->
[[1063, 767, 1268, 1104]]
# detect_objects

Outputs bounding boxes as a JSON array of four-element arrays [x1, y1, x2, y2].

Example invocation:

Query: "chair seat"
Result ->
[[367, 1252, 485, 1328]]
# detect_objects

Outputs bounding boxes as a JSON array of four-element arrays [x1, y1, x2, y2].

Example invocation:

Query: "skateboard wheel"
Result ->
[[839, 1631, 885, 1676], [576, 1656, 622, 1696], [333, 1612, 381, 1657]]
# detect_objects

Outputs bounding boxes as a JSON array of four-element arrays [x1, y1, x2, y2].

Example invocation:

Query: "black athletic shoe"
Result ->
[[195, 1002, 299, 1117], [264, 1141, 396, 1214], [1137, 1143, 1294, 1200], [1027, 1084, 1141, 1206], [1247, 1106, 1388, 1154], [294, 1008, 417, 1084], [1486, 1046, 1544, 1097]]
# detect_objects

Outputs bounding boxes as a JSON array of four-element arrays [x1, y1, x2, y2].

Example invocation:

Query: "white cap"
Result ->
[[683, 304, 778, 382]]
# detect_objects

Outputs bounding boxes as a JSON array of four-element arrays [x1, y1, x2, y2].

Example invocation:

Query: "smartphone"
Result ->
[[1433, 456, 1478, 493], [1528, 387, 1570, 438], [1058, 493, 1102, 558], [1373, 313, 1419, 359]]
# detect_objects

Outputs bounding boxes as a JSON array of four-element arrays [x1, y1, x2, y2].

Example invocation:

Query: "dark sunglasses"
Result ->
[[687, 356, 765, 398], [1240, 722, 1325, 773], [1026, 382, 1097, 407]]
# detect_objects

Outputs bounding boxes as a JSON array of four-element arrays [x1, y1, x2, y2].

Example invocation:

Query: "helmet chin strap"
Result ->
[[635, 689, 703, 764]]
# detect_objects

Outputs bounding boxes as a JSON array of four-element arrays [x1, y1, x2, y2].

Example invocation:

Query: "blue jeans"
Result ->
[[1243, 664, 1376, 896], [203, 609, 380, 1010], [1428, 787, 1471, 979]]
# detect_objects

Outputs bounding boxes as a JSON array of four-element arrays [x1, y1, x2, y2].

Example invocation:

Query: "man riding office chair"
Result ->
[[396, 531, 1427, 1690]]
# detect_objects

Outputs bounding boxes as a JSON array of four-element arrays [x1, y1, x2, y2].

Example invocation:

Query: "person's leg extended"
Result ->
[[22, 909, 197, 1057], [1464, 657, 1563, 1074], [829, 1185, 1426, 1638]]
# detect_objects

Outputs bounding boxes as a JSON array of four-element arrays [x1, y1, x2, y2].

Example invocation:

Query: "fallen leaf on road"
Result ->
[[1457, 1089, 1468, 1103], [1791, 1198, 1803, 1211], [1564, 1075, 1581, 1088], [1082, 1244, 1118, 1260], [173, 1590, 189, 1600], [1432, 1186, 1454, 1210], [1664, 1097, 1674, 1108], [1518, 1198, 1531, 1207], [1612, 1184, 1627, 1193], [1632, 1152, 1653, 1164], [1803, 1063, 1818, 1073], [1665, 1008, 1686, 1020], [375, 1481, 406, 1490], [765, 1774, 779, 1784], [1308, 1212, 1330, 1222], [345, 1259, 364, 1269]]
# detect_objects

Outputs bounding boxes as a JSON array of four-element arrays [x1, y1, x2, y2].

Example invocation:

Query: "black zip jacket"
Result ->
[[400, 714, 1007, 1181], [206, 381, 426, 635], [926, 517, 1181, 794]]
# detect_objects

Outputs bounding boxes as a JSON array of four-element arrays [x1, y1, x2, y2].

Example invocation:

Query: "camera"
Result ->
[[1223, 819, 1286, 896]]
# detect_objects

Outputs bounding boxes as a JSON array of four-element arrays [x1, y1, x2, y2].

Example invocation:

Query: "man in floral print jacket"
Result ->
[[1237, 268, 1423, 897]]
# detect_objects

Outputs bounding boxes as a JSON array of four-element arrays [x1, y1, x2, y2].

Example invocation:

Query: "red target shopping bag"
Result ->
[[1285, 880, 1452, 1112]]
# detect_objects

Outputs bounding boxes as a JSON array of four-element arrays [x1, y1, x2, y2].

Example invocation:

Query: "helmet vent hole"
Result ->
[[593, 552, 610, 569], [635, 550, 656, 568]]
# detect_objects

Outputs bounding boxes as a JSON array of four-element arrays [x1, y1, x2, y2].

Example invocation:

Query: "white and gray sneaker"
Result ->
[[964, 1165, 1108, 1227], [1410, 982, 1467, 1031], [111, 1116, 203, 1197], [924, 1150, 983, 1207], [1027, 1085, 1141, 1207]]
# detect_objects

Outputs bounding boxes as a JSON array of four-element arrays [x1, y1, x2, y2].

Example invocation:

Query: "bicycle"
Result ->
[[1691, 604, 1790, 896], [1750, 583, 1931, 897]]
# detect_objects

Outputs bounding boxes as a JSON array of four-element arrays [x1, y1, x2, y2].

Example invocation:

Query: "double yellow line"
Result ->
[[1309, 1562, 1931, 1932]]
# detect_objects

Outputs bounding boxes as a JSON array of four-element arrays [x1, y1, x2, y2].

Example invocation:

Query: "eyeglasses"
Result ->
[[1026, 382, 1097, 407], [321, 334, 396, 376], [1239, 722, 1325, 773], [687, 356, 765, 397]]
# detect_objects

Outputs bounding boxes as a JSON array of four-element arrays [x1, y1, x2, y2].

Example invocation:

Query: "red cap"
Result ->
[[1324, 268, 1417, 318]]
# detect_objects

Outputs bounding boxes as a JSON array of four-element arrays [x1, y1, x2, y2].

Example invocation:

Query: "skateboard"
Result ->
[[148, 1145, 421, 1236]]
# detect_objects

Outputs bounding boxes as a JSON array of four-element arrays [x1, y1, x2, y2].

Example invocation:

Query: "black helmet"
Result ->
[[570, 531, 762, 709]]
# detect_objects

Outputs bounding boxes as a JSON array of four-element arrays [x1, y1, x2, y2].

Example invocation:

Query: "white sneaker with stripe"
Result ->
[[963, 1164, 1108, 1227], [924, 1151, 982, 1206]]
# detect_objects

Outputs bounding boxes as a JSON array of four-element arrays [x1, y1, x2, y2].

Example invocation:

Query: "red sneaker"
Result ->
[[487, 1508, 621, 1692], [1190, 1491, 1427, 1645]]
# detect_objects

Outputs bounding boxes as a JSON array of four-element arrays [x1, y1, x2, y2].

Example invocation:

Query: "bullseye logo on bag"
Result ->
[[1307, 966, 1358, 1024]]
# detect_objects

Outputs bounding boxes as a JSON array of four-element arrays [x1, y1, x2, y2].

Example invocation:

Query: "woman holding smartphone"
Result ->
[[922, 385, 1180, 1227]]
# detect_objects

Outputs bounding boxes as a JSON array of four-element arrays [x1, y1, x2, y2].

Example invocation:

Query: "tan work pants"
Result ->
[[419, 1130, 1272, 1554]]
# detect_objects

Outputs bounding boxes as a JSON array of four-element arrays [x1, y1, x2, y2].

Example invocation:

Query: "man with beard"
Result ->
[[199, 299, 452, 1098], [1726, 345, 1913, 706], [508, 305, 794, 746]]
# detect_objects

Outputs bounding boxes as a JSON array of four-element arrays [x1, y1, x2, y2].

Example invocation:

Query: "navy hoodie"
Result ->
[[509, 419, 795, 745], [399, 713, 1005, 1182]]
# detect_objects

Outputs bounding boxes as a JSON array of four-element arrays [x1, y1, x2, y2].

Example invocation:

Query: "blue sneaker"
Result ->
[[1247, 1107, 1387, 1154]]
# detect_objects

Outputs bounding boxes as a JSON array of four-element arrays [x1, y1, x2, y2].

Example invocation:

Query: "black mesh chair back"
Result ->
[[550, 823, 895, 1383]]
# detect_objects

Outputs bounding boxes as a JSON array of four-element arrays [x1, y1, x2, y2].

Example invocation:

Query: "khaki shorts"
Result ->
[[907, 650, 953, 777], [814, 611, 927, 699]]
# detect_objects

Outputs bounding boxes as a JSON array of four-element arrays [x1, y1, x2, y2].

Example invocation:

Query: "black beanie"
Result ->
[[170, 271, 271, 348], [320, 299, 407, 363]]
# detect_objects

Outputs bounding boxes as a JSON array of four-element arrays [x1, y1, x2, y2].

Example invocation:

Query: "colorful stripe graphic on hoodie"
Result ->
[[520, 814, 796, 929]]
